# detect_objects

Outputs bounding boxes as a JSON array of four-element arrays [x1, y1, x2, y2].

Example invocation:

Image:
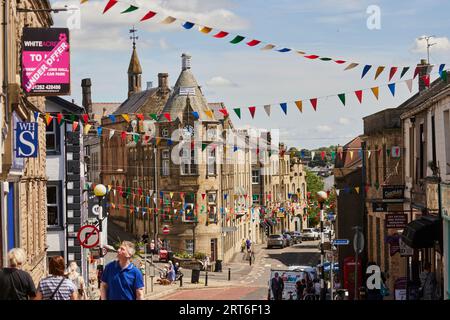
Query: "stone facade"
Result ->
[[0, 0, 53, 285]]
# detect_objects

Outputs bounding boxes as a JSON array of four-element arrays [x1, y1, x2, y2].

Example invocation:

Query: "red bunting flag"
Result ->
[[413, 67, 420, 79], [103, 0, 118, 14], [249, 106, 256, 118], [213, 31, 229, 38], [244, 194, 248, 199], [304, 55, 319, 59], [310, 98, 318, 111], [389, 67, 398, 81], [136, 113, 144, 120], [140, 10, 157, 21], [57, 113, 63, 125], [72, 121, 79, 132], [164, 113, 171, 122], [202, 193, 206, 200], [355, 90, 363, 103], [422, 74, 430, 87], [246, 40, 261, 47], [82, 114, 89, 123], [138, 187, 142, 196], [321, 151, 325, 160], [218, 109, 229, 117], [334, 60, 346, 64], [121, 131, 127, 141]]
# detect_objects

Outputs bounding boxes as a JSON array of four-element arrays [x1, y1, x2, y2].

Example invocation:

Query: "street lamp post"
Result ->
[[317, 190, 328, 300], [94, 184, 107, 266]]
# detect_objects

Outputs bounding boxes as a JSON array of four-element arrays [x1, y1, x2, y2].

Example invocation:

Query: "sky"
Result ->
[[49, 0, 450, 149]]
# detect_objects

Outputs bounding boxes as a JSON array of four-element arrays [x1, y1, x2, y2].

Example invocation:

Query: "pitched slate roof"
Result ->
[[113, 88, 159, 115]]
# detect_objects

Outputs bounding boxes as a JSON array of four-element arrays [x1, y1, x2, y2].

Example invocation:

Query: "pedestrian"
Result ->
[[35, 256, 77, 300], [158, 238, 163, 252], [270, 272, 284, 300], [296, 279, 306, 300], [246, 238, 252, 252], [96, 265, 104, 289], [167, 261, 176, 284], [67, 261, 86, 300], [241, 239, 246, 253], [314, 279, 321, 300], [100, 241, 144, 300], [150, 240, 156, 255], [0, 248, 36, 300], [419, 262, 439, 300]]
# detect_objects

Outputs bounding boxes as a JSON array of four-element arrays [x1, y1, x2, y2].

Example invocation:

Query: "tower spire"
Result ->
[[130, 25, 138, 49], [127, 26, 142, 97]]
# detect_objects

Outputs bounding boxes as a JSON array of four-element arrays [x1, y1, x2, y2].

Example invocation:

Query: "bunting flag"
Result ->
[[80, 0, 88, 4], [336, 189, 340, 196], [233, 146, 238, 152], [160, 16, 176, 24], [150, 113, 159, 121], [97, 126, 103, 137], [201, 193, 206, 200], [310, 98, 317, 111], [280, 103, 287, 115], [82, 114, 89, 123], [121, 131, 127, 141], [192, 111, 199, 119], [371, 87, 379, 100], [136, 113, 144, 121], [45, 113, 53, 126], [109, 129, 115, 140], [277, 48, 291, 53], [311, 151, 315, 159], [344, 63, 359, 71], [141, 10, 157, 21], [439, 64, 446, 76], [247, 39, 261, 47], [405, 79, 413, 93], [219, 109, 229, 117], [183, 21, 195, 29], [103, 0, 118, 14], [349, 151, 354, 160], [199, 26, 212, 34], [213, 31, 229, 38], [230, 35, 245, 44], [249, 106, 256, 118], [442, 70, 448, 82], [400, 67, 410, 79], [261, 44, 275, 50], [202, 143, 207, 151], [338, 93, 346, 106], [331, 151, 336, 161], [374, 66, 385, 80], [56, 113, 63, 125], [361, 65, 372, 78], [84, 124, 92, 135], [133, 134, 139, 143], [264, 105, 271, 117], [295, 101, 302, 113], [164, 113, 171, 122], [205, 110, 214, 119], [389, 67, 398, 81], [413, 67, 420, 79], [368, 151, 371, 158], [122, 114, 130, 122], [121, 5, 138, 14], [156, 137, 161, 145], [355, 90, 363, 103], [72, 121, 79, 132], [233, 108, 242, 119], [108, 115, 116, 123], [170, 192, 174, 199], [321, 151, 325, 160], [355, 187, 360, 194], [388, 83, 396, 96]]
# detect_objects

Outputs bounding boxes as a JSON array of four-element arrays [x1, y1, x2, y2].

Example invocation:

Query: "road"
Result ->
[[162, 240, 321, 300]]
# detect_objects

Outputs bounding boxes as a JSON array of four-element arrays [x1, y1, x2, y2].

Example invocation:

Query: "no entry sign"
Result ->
[[162, 226, 169, 234], [77, 225, 100, 249]]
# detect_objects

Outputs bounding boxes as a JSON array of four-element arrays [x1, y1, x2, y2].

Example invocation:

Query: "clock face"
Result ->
[[183, 125, 194, 136]]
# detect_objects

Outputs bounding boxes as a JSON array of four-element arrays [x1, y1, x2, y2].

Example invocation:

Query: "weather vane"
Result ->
[[130, 26, 138, 49]]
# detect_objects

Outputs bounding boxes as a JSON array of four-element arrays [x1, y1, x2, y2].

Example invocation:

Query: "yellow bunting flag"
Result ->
[[205, 110, 214, 119], [80, 0, 88, 4], [344, 63, 359, 71], [199, 26, 212, 34], [261, 44, 275, 50], [374, 66, 385, 80], [349, 151, 354, 160], [160, 16, 176, 24], [296, 50, 306, 55], [355, 187, 360, 194], [122, 114, 130, 122], [45, 113, 53, 126], [371, 87, 379, 100], [295, 100, 303, 113], [84, 124, 92, 135], [170, 192, 174, 199], [156, 137, 161, 145]]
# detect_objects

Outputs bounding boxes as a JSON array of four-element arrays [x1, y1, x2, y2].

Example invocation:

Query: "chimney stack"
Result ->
[[181, 53, 191, 71], [81, 78, 92, 114], [146, 81, 153, 90], [158, 73, 169, 93], [418, 59, 430, 93]]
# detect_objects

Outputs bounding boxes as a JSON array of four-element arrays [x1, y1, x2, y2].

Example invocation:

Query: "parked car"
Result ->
[[282, 233, 293, 246], [302, 228, 320, 240], [286, 231, 302, 244], [267, 234, 286, 249], [288, 265, 317, 280]]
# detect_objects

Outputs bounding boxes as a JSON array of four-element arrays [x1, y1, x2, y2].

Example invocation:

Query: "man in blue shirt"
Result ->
[[100, 241, 144, 300]]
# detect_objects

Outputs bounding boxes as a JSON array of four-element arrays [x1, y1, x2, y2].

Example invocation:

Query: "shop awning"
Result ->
[[401, 216, 442, 249]]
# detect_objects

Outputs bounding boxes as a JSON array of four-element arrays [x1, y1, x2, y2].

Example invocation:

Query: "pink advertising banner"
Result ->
[[21, 28, 70, 96]]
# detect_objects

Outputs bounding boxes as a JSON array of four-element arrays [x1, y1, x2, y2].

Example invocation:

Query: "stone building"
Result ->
[[0, 0, 53, 284]]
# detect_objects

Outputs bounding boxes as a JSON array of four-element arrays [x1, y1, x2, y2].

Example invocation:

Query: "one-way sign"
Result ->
[[332, 239, 350, 245]]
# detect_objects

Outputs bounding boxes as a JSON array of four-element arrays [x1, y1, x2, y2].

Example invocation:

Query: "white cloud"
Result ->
[[412, 36, 450, 53], [206, 76, 238, 87], [338, 117, 351, 125], [317, 125, 333, 133]]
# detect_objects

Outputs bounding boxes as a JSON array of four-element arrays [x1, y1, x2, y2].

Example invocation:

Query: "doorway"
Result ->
[[211, 238, 218, 261]]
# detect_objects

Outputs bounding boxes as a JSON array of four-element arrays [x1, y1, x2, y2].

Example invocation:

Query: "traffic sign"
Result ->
[[162, 226, 169, 234], [332, 239, 349, 245], [92, 204, 100, 216], [77, 225, 100, 249]]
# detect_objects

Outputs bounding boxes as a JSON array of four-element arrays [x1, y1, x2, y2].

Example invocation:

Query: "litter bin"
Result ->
[[215, 260, 222, 272], [191, 268, 201, 283]]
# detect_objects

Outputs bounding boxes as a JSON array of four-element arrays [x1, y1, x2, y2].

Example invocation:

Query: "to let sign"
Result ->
[[21, 28, 70, 95], [16, 122, 38, 158], [385, 214, 407, 229], [382, 186, 405, 203]]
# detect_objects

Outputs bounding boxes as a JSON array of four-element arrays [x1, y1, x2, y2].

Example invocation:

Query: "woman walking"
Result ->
[[35, 256, 77, 300], [67, 261, 86, 300]]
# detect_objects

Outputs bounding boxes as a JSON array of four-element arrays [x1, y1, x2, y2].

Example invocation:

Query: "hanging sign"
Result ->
[[21, 28, 70, 95], [15, 122, 38, 158]]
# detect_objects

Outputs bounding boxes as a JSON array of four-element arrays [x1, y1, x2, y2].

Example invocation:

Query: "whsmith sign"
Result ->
[[15, 122, 38, 158], [382, 186, 405, 203], [21, 28, 70, 95]]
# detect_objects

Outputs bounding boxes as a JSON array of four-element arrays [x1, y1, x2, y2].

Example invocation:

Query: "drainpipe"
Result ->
[[2, 0, 9, 124]]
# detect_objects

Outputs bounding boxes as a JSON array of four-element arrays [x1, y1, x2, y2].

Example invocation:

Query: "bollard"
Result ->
[[228, 268, 231, 281], [205, 270, 208, 286], [180, 275, 183, 287]]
